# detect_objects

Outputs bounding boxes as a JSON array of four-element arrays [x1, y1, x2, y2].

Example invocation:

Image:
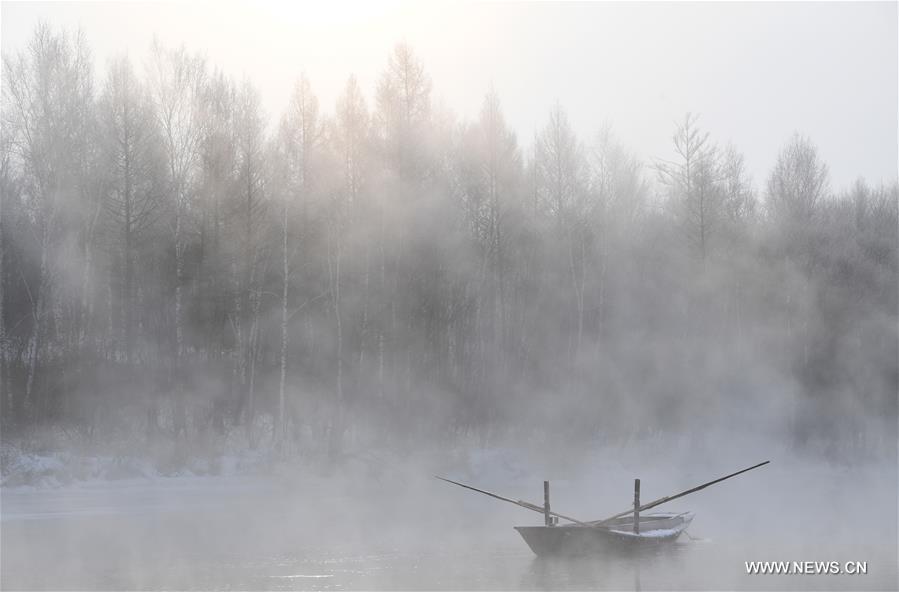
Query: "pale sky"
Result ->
[[2, 1, 896, 191]]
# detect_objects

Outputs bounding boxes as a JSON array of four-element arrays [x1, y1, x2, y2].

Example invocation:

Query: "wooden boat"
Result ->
[[515, 511, 694, 556], [437, 460, 768, 557]]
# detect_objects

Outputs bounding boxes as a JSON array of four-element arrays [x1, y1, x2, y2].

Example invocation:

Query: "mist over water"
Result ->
[[1, 2, 897, 591], [3, 450, 897, 590]]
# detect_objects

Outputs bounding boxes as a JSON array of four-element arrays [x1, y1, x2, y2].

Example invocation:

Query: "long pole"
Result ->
[[591, 460, 770, 526], [435, 476, 594, 526], [544, 480, 551, 526], [437, 460, 770, 529], [633, 478, 640, 534]]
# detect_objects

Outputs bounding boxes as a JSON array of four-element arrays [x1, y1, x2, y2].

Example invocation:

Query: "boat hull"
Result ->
[[514, 512, 694, 556]]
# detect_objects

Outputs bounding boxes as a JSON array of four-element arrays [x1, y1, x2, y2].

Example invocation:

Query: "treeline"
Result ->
[[1, 25, 896, 458]]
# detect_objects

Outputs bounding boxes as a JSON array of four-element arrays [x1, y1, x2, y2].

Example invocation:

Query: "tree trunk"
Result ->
[[173, 188, 186, 438], [278, 195, 289, 447], [25, 224, 50, 413], [327, 219, 344, 460], [0, 178, 6, 422]]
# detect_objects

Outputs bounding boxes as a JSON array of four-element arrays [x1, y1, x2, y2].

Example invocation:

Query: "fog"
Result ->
[[1, 2, 897, 591], [3, 453, 897, 589]]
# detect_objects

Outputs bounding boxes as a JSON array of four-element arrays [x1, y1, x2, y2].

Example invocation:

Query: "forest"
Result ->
[[1, 24, 896, 468]]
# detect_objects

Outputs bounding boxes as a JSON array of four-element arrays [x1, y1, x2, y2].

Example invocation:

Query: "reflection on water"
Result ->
[[525, 543, 684, 591]]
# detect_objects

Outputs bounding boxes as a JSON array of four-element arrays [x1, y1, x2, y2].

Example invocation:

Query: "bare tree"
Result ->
[[767, 132, 829, 227], [147, 40, 207, 437], [720, 143, 755, 228], [454, 89, 522, 411], [1, 25, 95, 415], [274, 74, 323, 445], [0, 120, 16, 421], [334, 75, 370, 371], [371, 43, 434, 409], [656, 113, 727, 261], [232, 80, 268, 439], [198, 70, 237, 362], [375, 42, 431, 174], [588, 127, 647, 339], [98, 55, 165, 364], [536, 103, 589, 358], [2, 28, 893, 460]]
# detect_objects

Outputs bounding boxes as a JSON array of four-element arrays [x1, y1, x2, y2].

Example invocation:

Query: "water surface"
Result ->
[[2, 469, 895, 590]]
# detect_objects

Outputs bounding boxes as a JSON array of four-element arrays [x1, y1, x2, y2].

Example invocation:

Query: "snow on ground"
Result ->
[[0, 440, 276, 488]]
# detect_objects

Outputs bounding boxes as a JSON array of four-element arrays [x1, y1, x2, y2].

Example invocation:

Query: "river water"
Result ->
[[2, 465, 896, 590]]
